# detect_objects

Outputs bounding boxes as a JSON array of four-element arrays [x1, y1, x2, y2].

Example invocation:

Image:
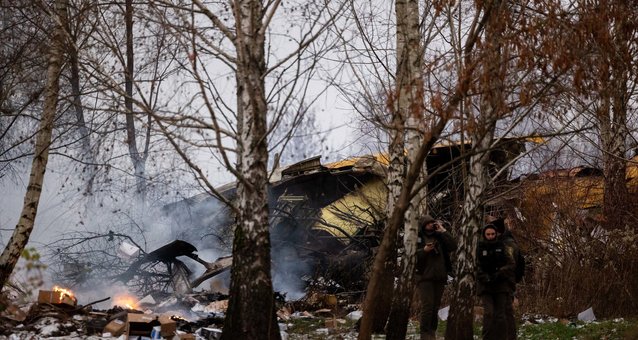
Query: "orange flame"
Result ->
[[113, 293, 139, 310], [52, 285, 75, 302], [171, 314, 187, 322]]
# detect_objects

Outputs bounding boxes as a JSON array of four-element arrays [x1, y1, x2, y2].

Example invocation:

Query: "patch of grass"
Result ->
[[286, 316, 638, 339], [286, 316, 359, 339], [286, 317, 327, 334], [519, 319, 638, 340], [519, 322, 578, 339]]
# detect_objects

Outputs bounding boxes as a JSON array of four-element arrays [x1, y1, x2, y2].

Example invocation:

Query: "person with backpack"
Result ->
[[415, 214, 457, 340], [490, 216, 524, 340], [476, 223, 516, 340]]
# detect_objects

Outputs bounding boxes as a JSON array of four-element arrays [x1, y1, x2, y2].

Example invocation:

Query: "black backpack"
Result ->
[[515, 249, 526, 283], [501, 232, 526, 283]]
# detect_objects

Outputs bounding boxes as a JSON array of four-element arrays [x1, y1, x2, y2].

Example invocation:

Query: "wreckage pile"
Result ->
[[0, 284, 366, 339], [3, 238, 373, 339]]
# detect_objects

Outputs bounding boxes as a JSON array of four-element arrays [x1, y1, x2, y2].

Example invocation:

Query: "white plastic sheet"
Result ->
[[577, 307, 596, 322], [438, 305, 450, 321]]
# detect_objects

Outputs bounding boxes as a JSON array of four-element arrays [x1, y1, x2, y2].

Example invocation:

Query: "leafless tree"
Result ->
[[128, 1, 347, 338], [445, 0, 577, 336], [0, 1, 49, 180], [445, 0, 510, 336], [0, 0, 67, 288], [356, 1, 495, 337], [384, 0, 424, 338]]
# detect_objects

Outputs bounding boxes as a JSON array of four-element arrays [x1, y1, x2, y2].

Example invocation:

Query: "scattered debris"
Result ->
[[116, 240, 233, 297], [127, 313, 176, 338], [117, 241, 141, 260], [345, 310, 362, 322], [0, 293, 28, 322], [577, 307, 596, 322], [199, 327, 222, 339], [138, 294, 157, 307], [438, 305, 449, 321]]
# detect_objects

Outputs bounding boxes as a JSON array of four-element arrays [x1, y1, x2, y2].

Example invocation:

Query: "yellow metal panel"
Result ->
[[314, 178, 387, 243], [324, 153, 390, 169]]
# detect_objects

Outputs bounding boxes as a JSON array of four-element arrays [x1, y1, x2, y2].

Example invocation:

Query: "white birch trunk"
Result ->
[[444, 127, 493, 339], [386, 0, 424, 336], [0, 0, 66, 288], [221, 1, 279, 339], [446, 1, 506, 337], [359, 0, 423, 338]]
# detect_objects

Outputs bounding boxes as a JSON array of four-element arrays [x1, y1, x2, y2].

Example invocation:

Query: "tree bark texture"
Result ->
[[387, 120, 424, 340], [386, 0, 425, 338], [358, 120, 445, 340], [595, 1, 632, 227], [0, 0, 66, 289], [374, 101, 405, 336], [444, 112, 496, 340], [445, 1, 507, 338], [124, 0, 147, 201], [221, 1, 280, 339], [357, 100, 449, 339], [68, 31, 96, 199], [357, 20, 475, 337]]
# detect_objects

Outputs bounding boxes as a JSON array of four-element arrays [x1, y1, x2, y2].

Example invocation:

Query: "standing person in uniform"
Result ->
[[491, 217, 521, 340], [415, 215, 457, 340], [476, 224, 516, 340]]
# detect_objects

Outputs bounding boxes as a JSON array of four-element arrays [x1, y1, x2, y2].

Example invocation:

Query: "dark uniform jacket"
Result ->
[[476, 238, 516, 295], [415, 230, 457, 282]]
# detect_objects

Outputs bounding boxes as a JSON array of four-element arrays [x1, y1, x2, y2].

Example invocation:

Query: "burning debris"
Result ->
[[0, 282, 367, 339], [0, 284, 228, 338], [112, 293, 139, 311], [37, 286, 77, 307]]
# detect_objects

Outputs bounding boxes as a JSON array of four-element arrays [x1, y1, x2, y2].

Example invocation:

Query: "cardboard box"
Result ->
[[199, 327, 222, 340], [127, 313, 159, 336], [103, 319, 126, 337], [117, 241, 140, 259], [158, 314, 177, 337], [37, 290, 77, 307], [127, 313, 176, 337]]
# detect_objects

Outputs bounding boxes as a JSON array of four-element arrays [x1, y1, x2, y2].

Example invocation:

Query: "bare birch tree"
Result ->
[[0, 0, 67, 288], [357, 4, 494, 339], [219, 1, 279, 337], [384, 0, 424, 338], [131, 1, 345, 338], [445, 0, 509, 337]]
